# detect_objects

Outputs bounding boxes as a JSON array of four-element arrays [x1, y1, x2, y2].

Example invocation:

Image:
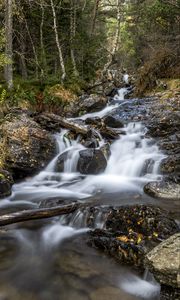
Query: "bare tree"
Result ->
[[4, 0, 13, 89], [50, 0, 66, 82]]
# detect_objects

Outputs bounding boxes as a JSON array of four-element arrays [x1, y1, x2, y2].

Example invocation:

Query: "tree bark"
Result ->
[[0, 202, 79, 227], [102, 0, 121, 75], [50, 0, 66, 82], [70, 0, 79, 76], [40, 0, 47, 79], [90, 0, 101, 36], [4, 0, 13, 90]]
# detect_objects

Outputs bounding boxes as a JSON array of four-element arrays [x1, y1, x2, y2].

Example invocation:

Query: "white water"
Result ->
[[123, 73, 129, 84], [1, 87, 165, 299]]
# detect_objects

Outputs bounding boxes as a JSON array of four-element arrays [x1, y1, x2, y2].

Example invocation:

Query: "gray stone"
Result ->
[[145, 233, 180, 288], [144, 181, 180, 200], [77, 149, 107, 175]]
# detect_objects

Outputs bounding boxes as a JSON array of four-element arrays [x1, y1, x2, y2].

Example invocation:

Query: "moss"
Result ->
[[0, 173, 5, 180]]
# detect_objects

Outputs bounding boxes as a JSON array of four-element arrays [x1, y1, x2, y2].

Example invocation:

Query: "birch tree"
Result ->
[[50, 0, 66, 82]]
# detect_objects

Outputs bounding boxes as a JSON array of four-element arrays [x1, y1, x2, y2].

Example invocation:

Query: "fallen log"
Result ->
[[0, 202, 79, 227], [34, 113, 88, 135]]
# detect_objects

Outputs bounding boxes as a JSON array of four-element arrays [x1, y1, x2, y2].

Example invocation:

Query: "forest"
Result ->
[[0, 1, 180, 300]]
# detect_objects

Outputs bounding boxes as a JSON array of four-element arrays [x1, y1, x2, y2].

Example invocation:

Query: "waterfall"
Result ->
[[0, 87, 164, 300]]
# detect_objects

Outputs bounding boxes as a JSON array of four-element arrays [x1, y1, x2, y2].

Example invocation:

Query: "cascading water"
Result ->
[[0, 87, 164, 300]]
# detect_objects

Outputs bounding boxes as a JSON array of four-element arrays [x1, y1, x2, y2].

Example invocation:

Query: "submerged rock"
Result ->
[[77, 149, 107, 175], [144, 180, 180, 200], [1, 113, 56, 178], [145, 233, 180, 288], [0, 169, 13, 198]]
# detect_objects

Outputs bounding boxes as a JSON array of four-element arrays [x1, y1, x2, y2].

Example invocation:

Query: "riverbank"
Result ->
[[0, 81, 179, 300]]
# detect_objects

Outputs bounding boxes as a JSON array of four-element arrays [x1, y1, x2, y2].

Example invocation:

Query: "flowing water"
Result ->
[[0, 88, 169, 300]]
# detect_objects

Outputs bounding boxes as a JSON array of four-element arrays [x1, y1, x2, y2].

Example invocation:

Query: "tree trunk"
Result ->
[[50, 0, 66, 82], [70, 0, 79, 76], [0, 203, 79, 227], [19, 26, 28, 79], [4, 0, 13, 90], [102, 0, 121, 75], [90, 0, 101, 36], [40, 0, 47, 80]]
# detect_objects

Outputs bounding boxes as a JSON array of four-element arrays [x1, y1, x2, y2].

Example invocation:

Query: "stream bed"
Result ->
[[0, 89, 178, 300]]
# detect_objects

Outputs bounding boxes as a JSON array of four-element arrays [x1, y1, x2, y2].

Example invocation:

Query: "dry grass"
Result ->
[[49, 84, 78, 103]]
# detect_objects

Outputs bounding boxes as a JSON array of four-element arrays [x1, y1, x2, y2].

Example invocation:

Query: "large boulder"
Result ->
[[160, 155, 180, 175], [88, 205, 179, 267], [145, 233, 180, 288], [1, 113, 56, 178], [103, 115, 124, 128], [147, 111, 180, 138], [144, 180, 180, 200], [78, 94, 107, 114], [0, 169, 13, 198], [77, 149, 107, 175]]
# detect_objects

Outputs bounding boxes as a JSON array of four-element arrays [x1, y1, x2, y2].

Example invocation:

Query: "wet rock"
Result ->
[[1, 113, 56, 178], [160, 155, 180, 175], [77, 149, 107, 175], [78, 94, 107, 114], [88, 205, 179, 267], [144, 181, 180, 200], [0, 169, 13, 198], [85, 117, 101, 126], [83, 139, 99, 148], [55, 151, 68, 172], [100, 143, 111, 160], [147, 111, 180, 138], [106, 88, 119, 98], [145, 233, 180, 288], [103, 115, 124, 128], [160, 285, 180, 300], [88, 228, 145, 267]]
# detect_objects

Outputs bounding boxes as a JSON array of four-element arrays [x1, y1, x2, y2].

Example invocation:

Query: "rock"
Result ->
[[58, 252, 100, 279], [1, 113, 56, 178], [145, 233, 180, 288], [147, 111, 180, 138], [144, 181, 180, 200], [103, 115, 124, 128], [85, 117, 101, 126], [90, 286, 131, 300], [55, 151, 68, 172], [78, 94, 107, 114], [100, 143, 111, 160], [160, 155, 180, 175], [88, 205, 179, 267], [0, 169, 13, 198], [77, 149, 107, 175], [160, 285, 180, 300], [83, 138, 99, 148]]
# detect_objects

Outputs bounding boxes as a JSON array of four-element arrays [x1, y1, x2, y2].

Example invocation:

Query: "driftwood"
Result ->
[[0, 202, 79, 227]]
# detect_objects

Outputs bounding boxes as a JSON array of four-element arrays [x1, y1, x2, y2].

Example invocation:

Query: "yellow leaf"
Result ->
[[117, 236, 129, 242]]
